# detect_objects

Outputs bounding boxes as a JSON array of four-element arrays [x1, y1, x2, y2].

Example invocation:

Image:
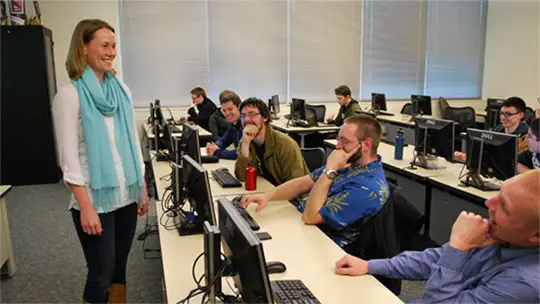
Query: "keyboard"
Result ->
[[201, 155, 220, 163], [171, 126, 181, 133], [376, 111, 394, 116], [231, 196, 260, 231], [271, 280, 321, 304], [211, 168, 241, 187]]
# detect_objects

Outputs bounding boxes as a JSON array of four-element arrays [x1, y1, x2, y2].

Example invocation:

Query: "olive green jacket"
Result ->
[[334, 99, 361, 126], [234, 125, 310, 185]]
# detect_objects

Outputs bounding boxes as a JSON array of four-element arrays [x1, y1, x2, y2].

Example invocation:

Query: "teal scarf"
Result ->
[[73, 66, 143, 211]]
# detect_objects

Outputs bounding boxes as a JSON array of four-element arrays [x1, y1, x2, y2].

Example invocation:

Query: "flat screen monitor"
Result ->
[[270, 95, 280, 114], [371, 93, 387, 112], [291, 98, 306, 120], [149, 102, 155, 125], [176, 154, 216, 235], [466, 128, 517, 182], [414, 117, 455, 162], [203, 221, 222, 300], [411, 95, 432, 116], [182, 123, 201, 164], [218, 198, 273, 303], [485, 98, 504, 130]]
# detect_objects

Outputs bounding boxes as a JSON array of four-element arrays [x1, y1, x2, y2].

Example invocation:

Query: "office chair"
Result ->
[[306, 105, 326, 122], [523, 107, 535, 125], [400, 103, 413, 115], [301, 147, 326, 172], [443, 105, 476, 152]]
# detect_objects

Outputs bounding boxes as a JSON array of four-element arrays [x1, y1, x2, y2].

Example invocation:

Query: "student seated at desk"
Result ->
[[455, 96, 529, 162], [208, 106, 229, 142], [241, 115, 389, 248], [181, 87, 217, 132], [206, 90, 243, 160], [518, 118, 540, 173], [234, 98, 309, 185], [335, 169, 540, 303], [326, 85, 361, 126]]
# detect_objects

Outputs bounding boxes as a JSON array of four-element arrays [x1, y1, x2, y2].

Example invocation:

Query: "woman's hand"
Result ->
[[138, 185, 150, 216], [81, 207, 102, 236]]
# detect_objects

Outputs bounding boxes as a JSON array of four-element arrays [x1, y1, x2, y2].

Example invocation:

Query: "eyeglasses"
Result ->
[[240, 112, 261, 119], [337, 135, 361, 145], [500, 111, 520, 118]]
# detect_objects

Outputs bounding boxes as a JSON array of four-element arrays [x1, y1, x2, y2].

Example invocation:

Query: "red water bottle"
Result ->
[[245, 166, 257, 191]]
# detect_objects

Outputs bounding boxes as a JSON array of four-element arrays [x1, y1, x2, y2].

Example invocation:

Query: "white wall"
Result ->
[[482, 0, 540, 108], [40, 0, 121, 88]]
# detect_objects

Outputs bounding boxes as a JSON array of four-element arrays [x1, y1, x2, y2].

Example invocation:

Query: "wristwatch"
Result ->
[[323, 168, 338, 179]]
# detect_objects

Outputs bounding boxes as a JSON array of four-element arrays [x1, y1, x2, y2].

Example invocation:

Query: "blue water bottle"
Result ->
[[394, 128, 404, 160]]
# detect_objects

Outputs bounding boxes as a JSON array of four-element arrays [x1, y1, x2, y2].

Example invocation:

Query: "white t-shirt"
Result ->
[[51, 82, 145, 213]]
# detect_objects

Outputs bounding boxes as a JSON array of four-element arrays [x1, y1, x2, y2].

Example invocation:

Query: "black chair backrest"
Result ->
[[443, 106, 476, 134], [301, 147, 326, 172], [401, 103, 413, 115], [524, 107, 535, 125], [306, 104, 326, 122]]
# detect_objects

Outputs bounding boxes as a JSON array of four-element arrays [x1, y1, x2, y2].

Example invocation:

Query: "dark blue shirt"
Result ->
[[214, 122, 243, 160], [369, 243, 540, 303], [296, 155, 389, 247]]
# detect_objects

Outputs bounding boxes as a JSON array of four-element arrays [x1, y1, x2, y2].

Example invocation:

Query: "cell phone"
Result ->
[[256, 231, 272, 241]]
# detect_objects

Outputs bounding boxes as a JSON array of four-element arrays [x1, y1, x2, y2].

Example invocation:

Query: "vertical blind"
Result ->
[[118, 0, 487, 107], [289, 1, 361, 102], [424, 0, 487, 98]]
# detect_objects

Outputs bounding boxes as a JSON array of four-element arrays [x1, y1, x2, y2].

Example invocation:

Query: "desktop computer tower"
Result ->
[[1, 26, 61, 185]]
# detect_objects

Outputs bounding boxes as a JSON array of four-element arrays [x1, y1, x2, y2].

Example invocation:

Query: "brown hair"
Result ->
[[334, 85, 352, 97], [344, 114, 382, 155], [219, 90, 241, 107], [239, 97, 271, 122], [190, 87, 207, 98], [66, 19, 115, 80]]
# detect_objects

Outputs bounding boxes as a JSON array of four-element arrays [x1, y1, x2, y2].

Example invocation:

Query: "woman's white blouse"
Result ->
[[51, 82, 145, 213]]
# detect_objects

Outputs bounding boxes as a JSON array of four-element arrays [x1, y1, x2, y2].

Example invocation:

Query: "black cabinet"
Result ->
[[1, 26, 61, 185]]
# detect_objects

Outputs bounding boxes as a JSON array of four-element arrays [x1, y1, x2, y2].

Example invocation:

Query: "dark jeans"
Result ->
[[71, 202, 138, 303]]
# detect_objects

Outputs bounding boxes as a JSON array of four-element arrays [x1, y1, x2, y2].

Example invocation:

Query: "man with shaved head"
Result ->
[[335, 169, 540, 303]]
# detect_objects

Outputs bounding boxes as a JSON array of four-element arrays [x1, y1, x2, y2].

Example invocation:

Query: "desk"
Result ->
[[145, 123, 212, 140], [0, 185, 15, 276], [152, 161, 401, 303], [271, 118, 340, 148]]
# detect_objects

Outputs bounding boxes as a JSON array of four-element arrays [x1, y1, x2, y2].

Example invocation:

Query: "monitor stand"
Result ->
[[410, 154, 446, 170], [459, 172, 501, 191], [173, 212, 204, 236], [271, 113, 280, 120]]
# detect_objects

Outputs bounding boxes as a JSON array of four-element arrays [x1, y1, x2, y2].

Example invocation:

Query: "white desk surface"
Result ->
[[271, 118, 340, 133], [0, 185, 12, 199], [152, 161, 401, 304]]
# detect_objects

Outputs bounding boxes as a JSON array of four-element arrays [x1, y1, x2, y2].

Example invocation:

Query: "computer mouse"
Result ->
[[266, 261, 287, 274]]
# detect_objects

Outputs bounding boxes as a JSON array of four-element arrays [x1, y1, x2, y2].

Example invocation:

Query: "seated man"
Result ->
[[208, 106, 229, 142], [326, 85, 361, 126], [206, 90, 243, 160], [335, 169, 540, 303], [183, 87, 217, 131], [517, 118, 540, 173], [234, 98, 309, 185], [455, 96, 529, 161], [241, 115, 389, 248]]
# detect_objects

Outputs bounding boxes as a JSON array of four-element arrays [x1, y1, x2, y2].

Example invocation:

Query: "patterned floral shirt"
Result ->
[[296, 155, 389, 247]]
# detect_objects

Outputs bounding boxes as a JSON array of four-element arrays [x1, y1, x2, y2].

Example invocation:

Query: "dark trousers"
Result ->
[[71, 203, 138, 303]]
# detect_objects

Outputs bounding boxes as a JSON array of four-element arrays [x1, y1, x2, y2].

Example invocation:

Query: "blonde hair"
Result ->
[[65, 19, 115, 80]]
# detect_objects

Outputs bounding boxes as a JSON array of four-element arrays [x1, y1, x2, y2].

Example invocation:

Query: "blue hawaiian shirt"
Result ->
[[296, 155, 389, 248]]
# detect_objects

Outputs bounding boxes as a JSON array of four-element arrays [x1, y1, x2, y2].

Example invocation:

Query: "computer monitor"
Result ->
[[160, 122, 175, 157], [411, 117, 455, 169], [270, 95, 280, 115], [154, 100, 164, 126], [411, 95, 432, 116], [203, 221, 222, 300], [182, 123, 201, 164], [290, 98, 306, 120], [175, 154, 216, 235], [218, 198, 273, 303], [149, 102, 155, 125], [463, 128, 517, 190], [485, 98, 504, 130], [371, 93, 387, 112]]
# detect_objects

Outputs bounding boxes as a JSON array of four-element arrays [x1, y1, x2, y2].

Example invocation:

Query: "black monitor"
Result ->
[[411, 95, 432, 116], [161, 122, 175, 157], [154, 99, 164, 126], [149, 102, 155, 125], [218, 198, 273, 303], [182, 123, 201, 164], [463, 128, 517, 190], [175, 154, 216, 235], [291, 98, 306, 120], [371, 93, 387, 112], [270, 95, 280, 114], [203, 221, 222, 300], [485, 98, 504, 130], [411, 117, 455, 169]]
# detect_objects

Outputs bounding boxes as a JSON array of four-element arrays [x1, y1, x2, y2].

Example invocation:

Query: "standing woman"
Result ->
[[52, 19, 148, 303]]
